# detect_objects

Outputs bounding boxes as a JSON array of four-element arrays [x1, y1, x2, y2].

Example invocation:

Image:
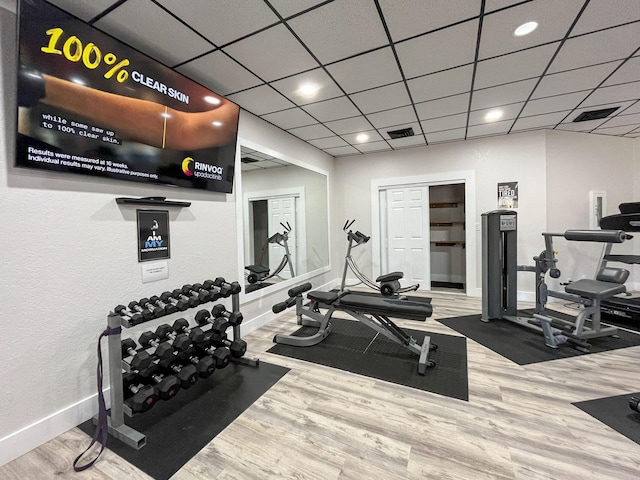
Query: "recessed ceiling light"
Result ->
[[204, 96, 221, 105], [356, 133, 369, 142], [514, 21, 538, 37], [298, 83, 319, 96], [484, 109, 503, 122]]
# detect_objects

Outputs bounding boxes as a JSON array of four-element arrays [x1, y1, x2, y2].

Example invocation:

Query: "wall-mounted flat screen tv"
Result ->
[[15, 0, 240, 193]]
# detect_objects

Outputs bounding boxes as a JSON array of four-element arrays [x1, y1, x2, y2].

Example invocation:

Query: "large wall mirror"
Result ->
[[236, 141, 330, 301]]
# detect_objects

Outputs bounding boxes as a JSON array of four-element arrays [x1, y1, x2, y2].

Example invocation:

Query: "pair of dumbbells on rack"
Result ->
[[194, 305, 247, 359], [175, 279, 242, 309]]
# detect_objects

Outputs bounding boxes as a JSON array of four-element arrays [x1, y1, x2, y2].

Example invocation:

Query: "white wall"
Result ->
[[335, 131, 548, 296], [0, 4, 338, 466]]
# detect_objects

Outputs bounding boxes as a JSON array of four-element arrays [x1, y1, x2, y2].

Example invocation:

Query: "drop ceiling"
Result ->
[[46, 0, 640, 157]]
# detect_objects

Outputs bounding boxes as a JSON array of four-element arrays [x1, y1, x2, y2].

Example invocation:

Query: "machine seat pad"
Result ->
[[308, 290, 341, 304], [245, 264, 269, 274], [565, 279, 626, 300], [375, 271, 404, 282], [337, 293, 433, 321]]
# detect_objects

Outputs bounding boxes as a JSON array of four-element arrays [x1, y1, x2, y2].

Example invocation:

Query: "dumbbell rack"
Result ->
[[95, 289, 258, 450]]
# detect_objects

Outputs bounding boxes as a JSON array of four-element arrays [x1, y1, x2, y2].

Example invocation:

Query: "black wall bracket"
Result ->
[[115, 197, 191, 207]]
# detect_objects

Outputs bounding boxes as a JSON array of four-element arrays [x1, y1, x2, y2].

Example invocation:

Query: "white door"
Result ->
[[268, 196, 296, 279], [384, 186, 430, 289]]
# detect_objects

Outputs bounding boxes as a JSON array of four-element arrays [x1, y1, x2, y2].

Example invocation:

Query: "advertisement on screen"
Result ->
[[15, 0, 240, 193]]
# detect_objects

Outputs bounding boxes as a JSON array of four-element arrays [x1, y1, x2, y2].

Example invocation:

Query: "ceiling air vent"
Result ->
[[387, 127, 414, 139], [573, 107, 619, 122], [241, 156, 259, 163]]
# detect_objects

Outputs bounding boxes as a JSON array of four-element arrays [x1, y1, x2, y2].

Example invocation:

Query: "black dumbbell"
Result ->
[[155, 323, 191, 352], [149, 295, 177, 315], [191, 330, 232, 368], [208, 331, 247, 359], [138, 331, 174, 360], [121, 338, 153, 371], [211, 304, 243, 326], [631, 397, 640, 413], [176, 346, 217, 378], [202, 279, 227, 299], [138, 364, 180, 400], [194, 310, 230, 336], [160, 291, 189, 312], [114, 304, 143, 325], [128, 300, 154, 321], [212, 277, 242, 296], [157, 356, 198, 389], [194, 283, 221, 302], [139, 297, 166, 318], [172, 288, 200, 308], [123, 372, 157, 413], [182, 284, 211, 304]]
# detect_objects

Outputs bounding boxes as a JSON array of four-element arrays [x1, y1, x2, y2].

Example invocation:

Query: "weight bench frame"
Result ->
[[273, 288, 436, 374]]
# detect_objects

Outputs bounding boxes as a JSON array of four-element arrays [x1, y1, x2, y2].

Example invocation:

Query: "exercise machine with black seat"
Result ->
[[340, 219, 419, 297], [481, 209, 630, 351], [272, 282, 436, 374], [245, 222, 296, 287]]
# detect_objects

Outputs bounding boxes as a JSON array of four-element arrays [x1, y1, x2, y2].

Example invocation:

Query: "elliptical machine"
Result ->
[[245, 222, 295, 285], [340, 219, 419, 296]]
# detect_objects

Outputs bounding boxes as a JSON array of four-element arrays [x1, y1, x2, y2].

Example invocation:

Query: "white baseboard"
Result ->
[[0, 391, 105, 467]]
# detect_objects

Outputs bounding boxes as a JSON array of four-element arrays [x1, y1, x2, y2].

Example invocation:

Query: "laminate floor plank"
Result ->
[[2, 291, 639, 480]]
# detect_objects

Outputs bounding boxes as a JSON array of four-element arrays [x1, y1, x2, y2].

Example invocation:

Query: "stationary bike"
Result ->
[[340, 219, 419, 296], [245, 222, 296, 285]]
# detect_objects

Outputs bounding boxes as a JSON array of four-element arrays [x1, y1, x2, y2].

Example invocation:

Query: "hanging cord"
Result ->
[[73, 325, 121, 471]]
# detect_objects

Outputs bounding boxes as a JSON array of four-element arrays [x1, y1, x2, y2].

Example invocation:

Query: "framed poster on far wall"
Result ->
[[137, 210, 170, 262]]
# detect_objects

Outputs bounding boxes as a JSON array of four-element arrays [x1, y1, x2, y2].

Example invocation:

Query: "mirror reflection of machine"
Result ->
[[245, 222, 295, 288]]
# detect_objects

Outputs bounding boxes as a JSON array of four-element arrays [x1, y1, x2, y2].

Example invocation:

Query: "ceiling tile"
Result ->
[[223, 24, 318, 81], [548, 23, 640, 73], [407, 65, 474, 103], [471, 78, 537, 110], [484, 0, 528, 14], [421, 113, 467, 133], [287, 123, 334, 140], [521, 91, 590, 117], [48, 0, 120, 21], [341, 130, 384, 144], [325, 47, 403, 94], [571, 0, 640, 36], [269, 0, 327, 18], [426, 128, 466, 143], [467, 119, 513, 137], [157, 0, 279, 46], [226, 84, 294, 115], [618, 101, 640, 115], [94, 0, 214, 67], [323, 116, 375, 135], [563, 101, 636, 124], [532, 61, 622, 99], [260, 107, 318, 130], [177, 51, 262, 96], [592, 125, 638, 135], [378, 0, 482, 42], [307, 136, 350, 149], [469, 102, 524, 125], [379, 122, 423, 140], [555, 119, 607, 131], [356, 141, 392, 153], [270, 68, 344, 105], [602, 56, 640, 87], [350, 83, 411, 114], [287, 0, 389, 64], [367, 106, 418, 129], [325, 145, 361, 156], [474, 43, 559, 89], [396, 20, 479, 78], [511, 111, 571, 131], [479, 0, 584, 60], [302, 96, 361, 122], [415, 93, 470, 120], [388, 133, 427, 148], [599, 112, 640, 129], [581, 82, 640, 107]]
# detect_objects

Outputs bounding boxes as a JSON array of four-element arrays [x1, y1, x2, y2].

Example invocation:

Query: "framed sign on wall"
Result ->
[[137, 210, 170, 262]]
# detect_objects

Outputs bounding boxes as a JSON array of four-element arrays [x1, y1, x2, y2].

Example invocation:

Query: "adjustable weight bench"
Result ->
[[272, 283, 436, 374]]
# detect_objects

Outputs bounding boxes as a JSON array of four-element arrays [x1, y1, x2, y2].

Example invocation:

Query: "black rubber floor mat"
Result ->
[[268, 317, 468, 400], [438, 310, 640, 365], [573, 392, 640, 446], [77, 361, 289, 480]]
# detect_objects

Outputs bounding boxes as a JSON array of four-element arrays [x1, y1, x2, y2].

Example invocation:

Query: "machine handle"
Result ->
[[563, 229, 628, 243], [344, 219, 355, 231], [288, 282, 312, 297]]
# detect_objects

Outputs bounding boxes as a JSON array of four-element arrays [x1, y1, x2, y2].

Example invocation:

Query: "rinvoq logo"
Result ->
[[182, 156, 224, 180]]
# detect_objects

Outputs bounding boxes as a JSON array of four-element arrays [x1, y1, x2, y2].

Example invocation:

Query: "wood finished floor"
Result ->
[[2, 291, 640, 479]]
